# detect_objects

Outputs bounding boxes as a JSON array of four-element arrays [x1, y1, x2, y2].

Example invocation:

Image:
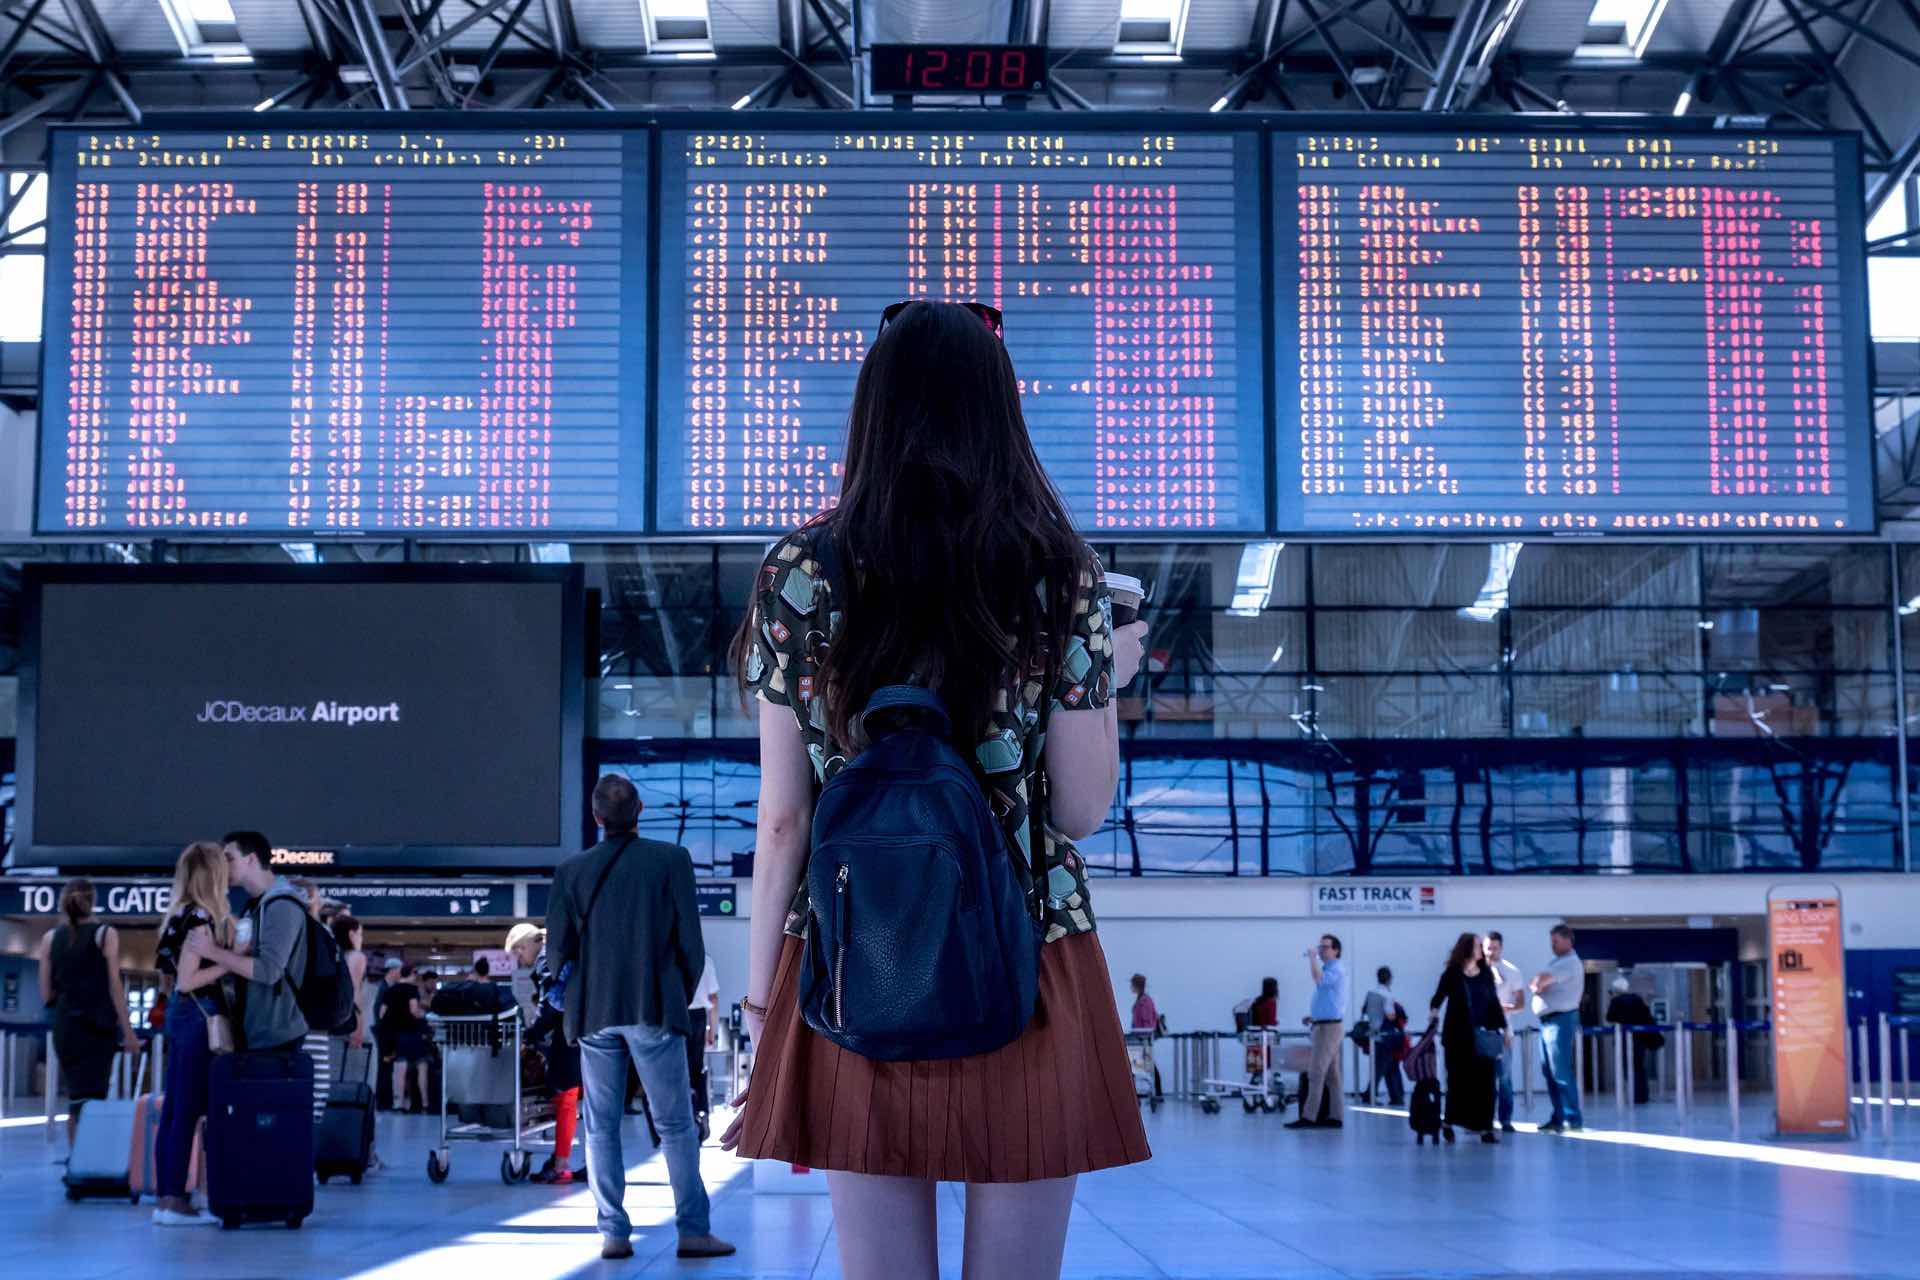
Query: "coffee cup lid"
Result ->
[[1103, 572, 1145, 596]]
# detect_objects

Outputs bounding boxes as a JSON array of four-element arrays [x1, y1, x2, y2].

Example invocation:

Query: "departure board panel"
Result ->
[[38, 128, 645, 534], [655, 128, 1267, 532], [1274, 130, 1871, 535]]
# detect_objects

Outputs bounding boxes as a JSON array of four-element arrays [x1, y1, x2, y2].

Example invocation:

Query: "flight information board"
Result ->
[[1274, 129, 1871, 534], [655, 128, 1267, 532], [38, 127, 645, 534]]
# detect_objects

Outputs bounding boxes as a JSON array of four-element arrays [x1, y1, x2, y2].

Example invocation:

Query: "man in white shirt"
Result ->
[[1529, 923, 1585, 1132], [1484, 932, 1530, 1133], [1360, 967, 1404, 1106]]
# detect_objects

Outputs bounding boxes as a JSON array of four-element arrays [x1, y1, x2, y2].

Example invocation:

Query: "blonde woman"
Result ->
[[150, 842, 235, 1225]]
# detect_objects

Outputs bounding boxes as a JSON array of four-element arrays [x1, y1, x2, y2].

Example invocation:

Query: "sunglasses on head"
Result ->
[[879, 300, 1004, 337]]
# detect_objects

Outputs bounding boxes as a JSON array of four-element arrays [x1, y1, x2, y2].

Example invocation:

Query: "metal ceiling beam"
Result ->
[[340, 0, 409, 110], [0, 78, 86, 143], [541, 0, 575, 56], [1295, 0, 1378, 107], [393, 0, 463, 107], [0, 0, 53, 84], [1423, 0, 1497, 109], [395, 0, 520, 76], [1868, 125, 1920, 219], [460, 0, 539, 106], [1775, 0, 1893, 160]]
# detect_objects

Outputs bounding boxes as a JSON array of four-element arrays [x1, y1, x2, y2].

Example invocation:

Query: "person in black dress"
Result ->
[[36, 878, 143, 1145], [1428, 932, 1509, 1145]]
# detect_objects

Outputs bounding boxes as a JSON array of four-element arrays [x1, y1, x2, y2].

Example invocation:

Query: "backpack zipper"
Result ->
[[831, 864, 849, 1031]]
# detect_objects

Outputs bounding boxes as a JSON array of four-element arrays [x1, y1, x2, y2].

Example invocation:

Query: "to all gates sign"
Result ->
[[1312, 882, 1441, 916], [1767, 891, 1851, 1137], [6, 880, 174, 918]]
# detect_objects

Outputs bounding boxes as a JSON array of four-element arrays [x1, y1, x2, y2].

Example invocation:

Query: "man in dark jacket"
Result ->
[[1605, 977, 1661, 1105], [547, 774, 733, 1263]]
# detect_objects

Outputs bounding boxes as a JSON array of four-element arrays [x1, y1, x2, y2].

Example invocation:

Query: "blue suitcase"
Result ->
[[207, 1050, 316, 1229]]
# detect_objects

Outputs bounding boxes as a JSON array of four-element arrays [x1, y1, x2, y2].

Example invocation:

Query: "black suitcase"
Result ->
[[207, 1050, 316, 1229], [1410, 1078, 1444, 1144], [316, 1081, 375, 1184]]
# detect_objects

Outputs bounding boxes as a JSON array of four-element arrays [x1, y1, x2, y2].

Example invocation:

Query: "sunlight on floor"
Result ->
[[1347, 1104, 1920, 1182], [341, 1136, 755, 1280]]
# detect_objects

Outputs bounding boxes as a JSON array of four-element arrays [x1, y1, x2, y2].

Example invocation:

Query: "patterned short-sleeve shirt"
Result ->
[[744, 526, 1114, 944]]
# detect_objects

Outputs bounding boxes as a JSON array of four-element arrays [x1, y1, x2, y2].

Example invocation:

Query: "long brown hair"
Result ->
[[1446, 931, 1482, 972], [730, 300, 1092, 749], [164, 841, 233, 946], [59, 878, 94, 929]]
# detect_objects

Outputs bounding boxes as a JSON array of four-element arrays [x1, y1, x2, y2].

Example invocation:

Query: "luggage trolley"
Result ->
[[424, 1008, 540, 1186], [1125, 1032, 1161, 1113], [1200, 1028, 1298, 1114]]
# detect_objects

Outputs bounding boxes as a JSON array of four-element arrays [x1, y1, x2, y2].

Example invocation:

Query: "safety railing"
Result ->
[[1855, 1013, 1919, 1138], [0, 1018, 58, 1136]]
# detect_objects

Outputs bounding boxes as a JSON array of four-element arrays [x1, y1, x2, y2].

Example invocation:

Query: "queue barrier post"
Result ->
[[1727, 1019, 1740, 1134], [1613, 1024, 1628, 1122], [1881, 1014, 1896, 1138], [1681, 1028, 1697, 1113], [1901, 1016, 1914, 1108], [1573, 1021, 1585, 1108], [46, 1029, 60, 1141], [1856, 1018, 1872, 1130]]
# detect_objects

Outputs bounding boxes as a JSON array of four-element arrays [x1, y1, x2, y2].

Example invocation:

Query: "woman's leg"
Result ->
[[556, 1087, 580, 1162], [415, 1061, 430, 1112], [155, 1006, 209, 1211], [826, 1172, 938, 1280], [392, 1059, 409, 1111], [962, 1176, 1077, 1280]]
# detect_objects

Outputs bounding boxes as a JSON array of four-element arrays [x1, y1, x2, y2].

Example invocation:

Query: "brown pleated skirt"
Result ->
[[734, 930, 1152, 1183]]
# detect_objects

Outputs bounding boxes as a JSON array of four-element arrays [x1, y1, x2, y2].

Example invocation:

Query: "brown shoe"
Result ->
[[601, 1237, 634, 1260], [676, 1234, 737, 1259]]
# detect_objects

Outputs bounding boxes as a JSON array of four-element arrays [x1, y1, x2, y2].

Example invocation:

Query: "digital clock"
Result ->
[[868, 44, 1047, 96]]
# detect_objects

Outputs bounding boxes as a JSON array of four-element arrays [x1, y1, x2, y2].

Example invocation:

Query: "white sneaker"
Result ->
[[152, 1208, 220, 1227]]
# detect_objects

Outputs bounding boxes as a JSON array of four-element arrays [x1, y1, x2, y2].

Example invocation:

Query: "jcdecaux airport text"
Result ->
[[195, 699, 403, 726]]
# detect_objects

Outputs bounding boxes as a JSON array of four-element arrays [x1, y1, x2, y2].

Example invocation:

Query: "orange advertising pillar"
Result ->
[[1766, 887, 1851, 1138]]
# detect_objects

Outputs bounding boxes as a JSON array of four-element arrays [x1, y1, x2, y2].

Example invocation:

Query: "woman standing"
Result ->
[[37, 878, 142, 1145], [1128, 975, 1160, 1035], [1428, 932, 1509, 1145], [329, 914, 382, 1172], [722, 301, 1152, 1280], [505, 923, 581, 1184], [151, 843, 232, 1224]]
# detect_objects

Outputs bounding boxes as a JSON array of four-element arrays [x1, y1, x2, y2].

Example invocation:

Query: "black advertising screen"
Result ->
[[1274, 129, 1872, 535], [38, 127, 644, 535], [655, 127, 1268, 533], [15, 566, 585, 870]]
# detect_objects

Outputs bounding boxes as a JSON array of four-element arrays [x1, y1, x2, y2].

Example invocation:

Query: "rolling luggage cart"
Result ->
[[1201, 1028, 1298, 1114], [1126, 1032, 1161, 1113], [424, 1008, 540, 1186]]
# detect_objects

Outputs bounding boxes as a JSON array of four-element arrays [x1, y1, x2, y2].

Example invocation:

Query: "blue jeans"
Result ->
[[157, 997, 212, 1200], [1494, 1045, 1514, 1126], [579, 1024, 710, 1243], [1539, 1011, 1582, 1127]]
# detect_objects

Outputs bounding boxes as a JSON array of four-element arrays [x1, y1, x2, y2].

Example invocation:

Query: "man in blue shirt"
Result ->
[[1287, 934, 1350, 1130]]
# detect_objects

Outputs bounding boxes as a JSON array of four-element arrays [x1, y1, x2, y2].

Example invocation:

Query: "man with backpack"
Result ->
[[190, 831, 312, 1053], [546, 775, 733, 1264]]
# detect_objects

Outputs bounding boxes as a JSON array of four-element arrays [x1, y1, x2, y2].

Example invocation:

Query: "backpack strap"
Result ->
[[565, 833, 636, 1037]]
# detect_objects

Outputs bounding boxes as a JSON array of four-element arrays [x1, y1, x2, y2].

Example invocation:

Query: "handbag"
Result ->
[[1474, 1027, 1505, 1061], [191, 992, 235, 1055]]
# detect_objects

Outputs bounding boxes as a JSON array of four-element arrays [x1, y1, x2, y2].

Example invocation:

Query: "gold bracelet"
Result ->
[[740, 995, 769, 1017]]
